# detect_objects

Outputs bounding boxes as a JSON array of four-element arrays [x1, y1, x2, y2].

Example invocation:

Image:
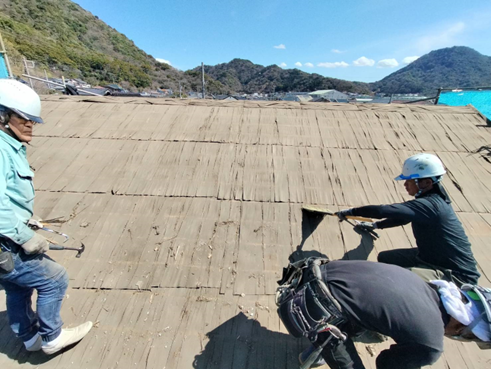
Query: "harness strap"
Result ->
[[310, 258, 344, 313]]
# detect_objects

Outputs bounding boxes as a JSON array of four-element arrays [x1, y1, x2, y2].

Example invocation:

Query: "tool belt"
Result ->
[[276, 257, 346, 343]]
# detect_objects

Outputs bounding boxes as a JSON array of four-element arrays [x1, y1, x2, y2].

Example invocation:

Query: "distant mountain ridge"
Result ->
[[371, 47, 491, 95], [200, 59, 371, 94], [0, 0, 371, 94]]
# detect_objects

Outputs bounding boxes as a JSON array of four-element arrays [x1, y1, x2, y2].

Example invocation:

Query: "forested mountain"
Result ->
[[0, 0, 209, 91], [371, 47, 491, 95], [200, 59, 371, 94], [0, 0, 370, 94]]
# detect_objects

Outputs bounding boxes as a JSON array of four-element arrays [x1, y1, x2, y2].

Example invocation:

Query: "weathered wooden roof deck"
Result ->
[[1, 97, 491, 368]]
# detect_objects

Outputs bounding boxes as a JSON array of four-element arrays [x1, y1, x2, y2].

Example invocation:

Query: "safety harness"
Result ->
[[461, 284, 491, 350], [276, 257, 347, 368]]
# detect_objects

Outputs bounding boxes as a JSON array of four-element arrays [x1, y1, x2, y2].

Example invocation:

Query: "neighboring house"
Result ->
[[214, 95, 238, 101], [78, 88, 110, 96], [187, 91, 201, 99], [311, 97, 349, 103], [104, 84, 125, 92], [309, 89, 349, 101], [368, 97, 392, 104], [282, 92, 313, 102]]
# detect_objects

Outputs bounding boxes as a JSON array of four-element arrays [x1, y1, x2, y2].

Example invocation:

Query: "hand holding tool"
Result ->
[[22, 233, 50, 254], [28, 219, 69, 242], [302, 204, 373, 222], [48, 242, 85, 258], [27, 218, 85, 258], [346, 219, 380, 239]]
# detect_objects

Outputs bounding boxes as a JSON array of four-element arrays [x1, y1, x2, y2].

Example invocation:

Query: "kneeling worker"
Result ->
[[337, 153, 480, 286], [277, 259, 490, 369], [0, 79, 92, 354]]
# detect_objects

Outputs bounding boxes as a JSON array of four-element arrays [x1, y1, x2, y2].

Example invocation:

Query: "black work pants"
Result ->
[[376, 343, 442, 368], [319, 334, 441, 369], [319, 333, 365, 369], [377, 248, 461, 286]]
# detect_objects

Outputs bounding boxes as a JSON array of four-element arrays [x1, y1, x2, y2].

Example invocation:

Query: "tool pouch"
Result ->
[[0, 250, 14, 274], [276, 257, 346, 342], [278, 283, 331, 339]]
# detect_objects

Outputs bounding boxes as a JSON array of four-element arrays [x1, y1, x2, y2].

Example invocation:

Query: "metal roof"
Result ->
[[1, 97, 491, 368]]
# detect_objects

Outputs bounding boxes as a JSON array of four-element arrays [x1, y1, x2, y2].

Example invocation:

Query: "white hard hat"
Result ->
[[395, 153, 446, 181], [0, 79, 43, 123]]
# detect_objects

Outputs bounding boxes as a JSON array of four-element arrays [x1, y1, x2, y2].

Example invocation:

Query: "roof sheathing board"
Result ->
[[1, 98, 491, 367]]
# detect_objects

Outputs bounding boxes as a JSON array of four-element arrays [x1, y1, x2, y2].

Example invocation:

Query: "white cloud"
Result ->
[[377, 59, 399, 68], [353, 56, 375, 67], [274, 44, 286, 49], [403, 56, 419, 64], [416, 22, 465, 53], [317, 61, 349, 68], [304, 62, 314, 68], [156, 58, 171, 65], [278, 62, 287, 68], [331, 49, 345, 54], [295, 62, 302, 67]]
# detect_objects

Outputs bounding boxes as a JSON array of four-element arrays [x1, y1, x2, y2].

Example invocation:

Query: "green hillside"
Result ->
[[371, 46, 491, 95], [201, 59, 371, 94], [0, 0, 202, 91], [0, 0, 370, 95]]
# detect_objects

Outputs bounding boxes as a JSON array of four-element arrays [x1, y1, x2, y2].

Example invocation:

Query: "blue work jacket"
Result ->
[[0, 130, 35, 245]]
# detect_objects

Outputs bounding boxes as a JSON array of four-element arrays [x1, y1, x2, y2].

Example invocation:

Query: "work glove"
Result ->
[[27, 218, 44, 229], [354, 221, 378, 232], [336, 208, 353, 221], [21, 233, 49, 255]]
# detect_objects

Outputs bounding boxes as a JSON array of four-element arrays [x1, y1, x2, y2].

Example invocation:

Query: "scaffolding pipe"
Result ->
[[22, 74, 100, 96]]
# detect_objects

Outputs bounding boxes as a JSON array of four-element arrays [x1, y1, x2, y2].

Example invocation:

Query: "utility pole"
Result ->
[[179, 81, 182, 99], [201, 62, 205, 99]]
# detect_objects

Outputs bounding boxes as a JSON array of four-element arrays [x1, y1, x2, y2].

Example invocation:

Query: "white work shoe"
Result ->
[[25, 334, 42, 352], [42, 322, 93, 355]]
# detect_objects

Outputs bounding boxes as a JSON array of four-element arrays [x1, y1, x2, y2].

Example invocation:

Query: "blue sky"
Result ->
[[73, 0, 491, 83]]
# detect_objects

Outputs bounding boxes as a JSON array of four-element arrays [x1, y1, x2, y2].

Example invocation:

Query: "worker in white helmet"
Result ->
[[337, 153, 480, 286], [0, 79, 92, 354]]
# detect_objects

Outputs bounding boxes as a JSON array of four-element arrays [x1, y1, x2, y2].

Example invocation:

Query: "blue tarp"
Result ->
[[0, 54, 9, 78], [438, 90, 491, 121]]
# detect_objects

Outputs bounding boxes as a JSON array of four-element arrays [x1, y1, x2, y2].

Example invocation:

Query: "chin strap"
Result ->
[[1, 110, 23, 142], [415, 176, 442, 197], [415, 179, 424, 197]]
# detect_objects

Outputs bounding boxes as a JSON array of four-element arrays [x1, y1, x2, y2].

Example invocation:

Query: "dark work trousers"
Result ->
[[318, 332, 441, 369], [377, 248, 460, 286], [320, 335, 365, 369], [376, 343, 442, 369], [317, 323, 365, 369], [377, 248, 419, 268]]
